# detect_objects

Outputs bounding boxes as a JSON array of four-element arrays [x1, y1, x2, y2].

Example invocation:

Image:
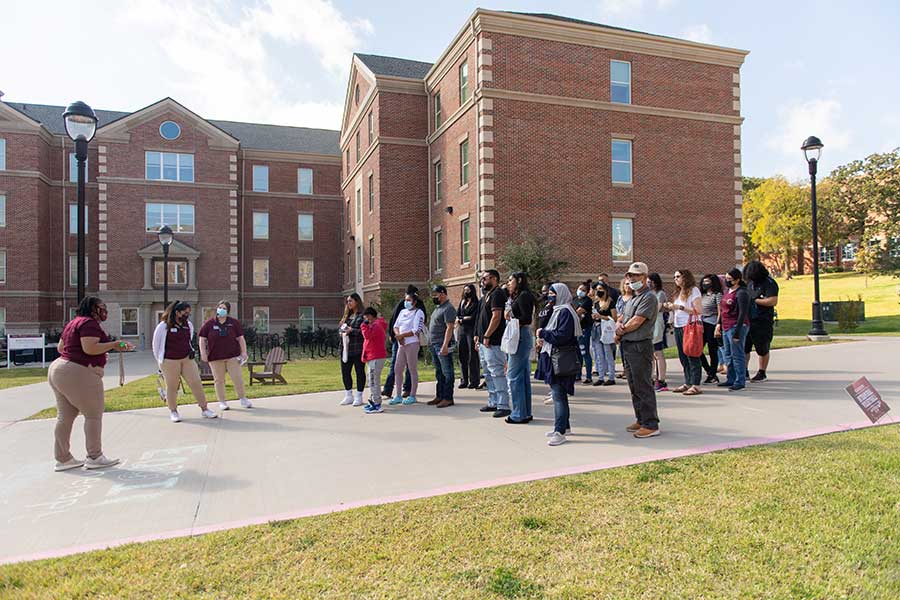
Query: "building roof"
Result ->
[[507, 12, 707, 44], [354, 53, 434, 79], [4, 101, 341, 155]]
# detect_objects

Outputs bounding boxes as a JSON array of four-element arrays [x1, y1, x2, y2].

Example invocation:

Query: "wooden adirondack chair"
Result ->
[[247, 347, 288, 385], [197, 359, 215, 386]]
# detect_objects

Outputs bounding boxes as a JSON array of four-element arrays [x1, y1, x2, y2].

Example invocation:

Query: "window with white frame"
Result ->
[[368, 236, 375, 274], [145, 203, 194, 233], [459, 140, 469, 186], [253, 259, 269, 286], [461, 218, 470, 264], [298, 168, 313, 195], [252, 165, 269, 192], [368, 173, 374, 212], [0, 138, 5, 170], [434, 93, 442, 128], [68, 254, 87, 287], [368, 112, 374, 144], [0, 307, 6, 337], [253, 212, 269, 239], [611, 217, 634, 262], [120, 307, 139, 336], [298, 259, 314, 287], [610, 60, 632, 104], [459, 62, 469, 104], [68, 307, 77, 322], [0, 195, 5, 228], [820, 246, 836, 263], [842, 242, 858, 261], [434, 160, 442, 202], [69, 153, 88, 183], [299, 306, 315, 330], [356, 245, 362, 282], [355, 188, 361, 225], [298, 213, 314, 241], [69, 204, 88, 234], [890, 237, 900, 259], [153, 260, 187, 286], [145, 151, 194, 182], [253, 307, 270, 333], [612, 139, 633, 184], [0, 250, 7, 283], [434, 229, 443, 272], [355, 131, 361, 161]]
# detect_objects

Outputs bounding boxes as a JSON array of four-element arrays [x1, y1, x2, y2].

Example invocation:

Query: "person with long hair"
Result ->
[[49, 296, 134, 471], [456, 283, 480, 389], [505, 271, 536, 424], [616, 278, 633, 380], [198, 300, 251, 410], [647, 273, 669, 391], [717, 267, 751, 391], [743, 260, 780, 382], [573, 281, 595, 384], [590, 282, 618, 386], [665, 270, 703, 396], [153, 301, 217, 423], [382, 285, 416, 399], [698, 274, 724, 384], [389, 292, 426, 406], [339, 293, 366, 406]]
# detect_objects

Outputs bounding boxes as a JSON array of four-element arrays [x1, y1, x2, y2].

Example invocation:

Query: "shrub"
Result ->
[[835, 295, 863, 332]]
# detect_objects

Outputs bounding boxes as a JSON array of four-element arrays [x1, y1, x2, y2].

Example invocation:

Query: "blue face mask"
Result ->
[[216, 308, 227, 318], [576, 290, 587, 298], [404, 300, 413, 310]]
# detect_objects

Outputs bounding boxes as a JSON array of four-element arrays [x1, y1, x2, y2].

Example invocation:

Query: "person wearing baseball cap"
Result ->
[[615, 262, 661, 438]]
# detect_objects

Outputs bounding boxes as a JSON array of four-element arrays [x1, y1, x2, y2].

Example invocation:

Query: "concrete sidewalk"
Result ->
[[0, 339, 897, 564]]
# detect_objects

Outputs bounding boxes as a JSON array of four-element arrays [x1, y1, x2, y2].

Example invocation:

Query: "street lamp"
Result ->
[[157, 225, 174, 307], [802, 135, 829, 341], [62, 101, 98, 304]]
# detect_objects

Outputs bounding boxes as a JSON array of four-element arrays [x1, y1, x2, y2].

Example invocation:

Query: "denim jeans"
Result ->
[[578, 324, 593, 379], [366, 359, 385, 404], [593, 342, 615, 382], [382, 340, 411, 396], [550, 382, 571, 434], [674, 326, 702, 386], [430, 344, 455, 402], [479, 344, 509, 409], [722, 324, 749, 387], [507, 327, 533, 420]]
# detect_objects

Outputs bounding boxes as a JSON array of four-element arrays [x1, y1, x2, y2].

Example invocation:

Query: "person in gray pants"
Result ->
[[615, 262, 661, 438]]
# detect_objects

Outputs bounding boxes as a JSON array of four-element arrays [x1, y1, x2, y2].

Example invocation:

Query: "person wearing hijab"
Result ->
[[535, 283, 582, 446]]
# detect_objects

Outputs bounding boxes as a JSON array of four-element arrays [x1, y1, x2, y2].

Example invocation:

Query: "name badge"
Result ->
[[170, 328, 178, 333], [213, 326, 220, 331]]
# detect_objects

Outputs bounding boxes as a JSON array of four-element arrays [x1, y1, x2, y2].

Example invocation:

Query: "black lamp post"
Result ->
[[62, 101, 98, 304], [802, 135, 829, 340], [157, 225, 174, 307]]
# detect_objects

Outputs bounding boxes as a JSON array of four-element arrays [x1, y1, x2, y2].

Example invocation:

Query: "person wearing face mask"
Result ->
[[199, 300, 251, 411], [590, 283, 618, 386], [389, 293, 426, 406], [153, 300, 218, 422], [474, 269, 510, 417], [505, 272, 536, 424], [716, 268, 751, 391], [574, 281, 595, 384], [48, 296, 134, 471], [537, 284, 557, 406], [698, 274, 724, 384], [455, 283, 481, 389], [664, 270, 704, 396], [427, 285, 457, 408]]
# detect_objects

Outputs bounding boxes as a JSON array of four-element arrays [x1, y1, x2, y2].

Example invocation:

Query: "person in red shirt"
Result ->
[[360, 307, 388, 413], [48, 296, 134, 471], [199, 300, 251, 411]]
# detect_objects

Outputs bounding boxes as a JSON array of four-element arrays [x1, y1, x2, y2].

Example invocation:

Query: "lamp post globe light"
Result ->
[[157, 225, 174, 308], [801, 135, 829, 341], [62, 101, 98, 304]]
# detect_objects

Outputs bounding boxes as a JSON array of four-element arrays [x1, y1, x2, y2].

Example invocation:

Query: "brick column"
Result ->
[[229, 153, 239, 292], [97, 144, 108, 291]]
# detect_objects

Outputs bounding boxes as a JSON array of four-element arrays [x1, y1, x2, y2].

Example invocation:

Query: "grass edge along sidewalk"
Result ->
[[1, 423, 898, 598]]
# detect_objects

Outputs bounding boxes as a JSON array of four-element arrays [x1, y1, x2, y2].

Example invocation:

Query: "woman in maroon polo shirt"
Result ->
[[48, 296, 134, 472], [198, 300, 251, 411], [152, 301, 217, 423]]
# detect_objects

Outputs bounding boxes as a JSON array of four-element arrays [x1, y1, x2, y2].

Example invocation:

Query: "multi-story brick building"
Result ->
[[0, 96, 343, 340], [341, 10, 749, 300]]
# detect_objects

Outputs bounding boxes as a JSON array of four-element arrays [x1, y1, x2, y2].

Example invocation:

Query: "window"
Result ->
[[120, 308, 139, 337], [298, 213, 314, 241], [345, 149, 350, 174], [298, 259, 314, 287], [201, 306, 217, 322], [253, 307, 270, 333], [355, 131, 361, 161], [355, 188, 361, 225], [0, 138, 5, 170], [459, 62, 469, 104], [69, 204, 88, 234], [253, 212, 269, 239], [355, 84, 360, 105], [346, 251, 351, 283], [298, 168, 313, 195], [0, 307, 6, 337], [368, 173, 374, 212], [368, 112, 374, 144], [159, 121, 181, 140], [842, 242, 858, 261], [820, 246, 836, 263], [611, 139, 633, 184], [434, 161, 443, 202], [145, 203, 194, 233], [68, 255, 87, 287], [253, 259, 269, 286], [298, 306, 315, 330], [610, 60, 632, 104], [69, 153, 88, 183], [0, 195, 5, 228], [153, 260, 187, 286], [461, 218, 470, 263], [434, 230, 443, 272], [612, 217, 634, 262], [368, 237, 375, 273], [890, 238, 900, 259], [0, 250, 5, 283], [252, 165, 269, 192], [145, 152, 194, 182], [356, 245, 363, 283], [459, 140, 469, 186], [434, 93, 442, 128]]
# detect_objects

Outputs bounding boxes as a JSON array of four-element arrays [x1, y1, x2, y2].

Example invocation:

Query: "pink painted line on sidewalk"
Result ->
[[1, 418, 885, 565]]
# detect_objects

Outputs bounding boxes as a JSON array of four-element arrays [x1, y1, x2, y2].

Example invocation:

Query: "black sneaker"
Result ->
[[581, 378, 594, 385], [750, 371, 767, 382], [592, 379, 604, 386], [603, 380, 616, 386], [704, 374, 720, 384], [492, 409, 512, 418], [458, 381, 469, 389], [479, 405, 498, 413]]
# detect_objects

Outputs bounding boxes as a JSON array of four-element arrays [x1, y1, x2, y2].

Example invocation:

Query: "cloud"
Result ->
[[598, 0, 645, 16], [766, 98, 851, 179], [681, 24, 712, 44]]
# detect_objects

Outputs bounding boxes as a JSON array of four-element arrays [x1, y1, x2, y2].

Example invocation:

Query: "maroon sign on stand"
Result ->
[[845, 377, 890, 424]]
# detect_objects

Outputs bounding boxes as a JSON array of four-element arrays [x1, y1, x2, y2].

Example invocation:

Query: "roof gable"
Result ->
[[98, 97, 239, 148], [354, 53, 433, 79]]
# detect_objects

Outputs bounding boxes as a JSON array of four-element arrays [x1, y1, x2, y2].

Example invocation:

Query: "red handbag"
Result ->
[[683, 315, 705, 358]]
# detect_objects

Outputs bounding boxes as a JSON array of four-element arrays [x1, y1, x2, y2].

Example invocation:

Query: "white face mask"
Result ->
[[629, 280, 644, 291]]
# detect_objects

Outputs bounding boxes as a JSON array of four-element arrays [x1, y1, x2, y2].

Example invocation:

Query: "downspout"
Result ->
[[240, 147, 245, 322], [471, 15, 481, 280], [426, 82, 433, 284], [60, 136, 68, 324]]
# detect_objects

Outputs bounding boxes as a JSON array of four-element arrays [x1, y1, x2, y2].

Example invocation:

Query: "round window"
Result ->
[[159, 121, 181, 140]]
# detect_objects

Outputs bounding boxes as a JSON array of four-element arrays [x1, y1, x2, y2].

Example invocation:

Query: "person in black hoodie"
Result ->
[[456, 283, 481, 388], [381, 285, 416, 398]]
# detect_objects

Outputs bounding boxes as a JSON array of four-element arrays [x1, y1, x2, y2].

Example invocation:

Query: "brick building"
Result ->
[[0, 97, 343, 340], [340, 10, 749, 301]]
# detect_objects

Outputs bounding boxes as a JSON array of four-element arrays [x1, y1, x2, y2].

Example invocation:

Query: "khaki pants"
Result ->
[[161, 357, 208, 412], [48, 359, 105, 462], [209, 357, 246, 402]]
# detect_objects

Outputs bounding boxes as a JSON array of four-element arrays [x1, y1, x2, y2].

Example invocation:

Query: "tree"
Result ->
[[497, 225, 569, 287], [745, 176, 811, 276]]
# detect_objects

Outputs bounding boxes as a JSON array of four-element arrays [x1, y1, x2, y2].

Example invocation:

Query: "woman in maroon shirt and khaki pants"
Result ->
[[48, 296, 133, 472]]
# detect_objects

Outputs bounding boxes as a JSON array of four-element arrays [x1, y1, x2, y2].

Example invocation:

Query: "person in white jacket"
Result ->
[[388, 293, 426, 406], [152, 301, 217, 423]]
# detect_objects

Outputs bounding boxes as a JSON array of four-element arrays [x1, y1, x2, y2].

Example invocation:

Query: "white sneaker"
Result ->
[[340, 390, 354, 406], [55, 458, 85, 472], [201, 408, 218, 419], [170, 410, 182, 423], [547, 432, 568, 446], [84, 455, 120, 470], [240, 397, 253, 408], [352, 391, 364, 406], [543, 395, 553, 405], [545, 428, 572, 437], [219, 401, 230, 411]]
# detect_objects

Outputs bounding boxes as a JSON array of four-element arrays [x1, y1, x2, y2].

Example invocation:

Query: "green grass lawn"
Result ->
[[2, 424, 898, 598], [28, 359, 435, 420], [0, 367, 49, 391]]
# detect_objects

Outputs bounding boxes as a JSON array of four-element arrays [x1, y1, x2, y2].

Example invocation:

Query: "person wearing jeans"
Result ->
[[718, 267, 751, 391], [475, 269, 510, 417], [427, 285, 457, 408], [574, 282, 594, 384], [666, 270, 703, 396], [505, 272, 535, 424]]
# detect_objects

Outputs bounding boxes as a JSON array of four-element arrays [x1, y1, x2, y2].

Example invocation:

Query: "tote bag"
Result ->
[[500, 318, 520, 354], [600, 318, 616, 345], [683, 315, 705, 358]]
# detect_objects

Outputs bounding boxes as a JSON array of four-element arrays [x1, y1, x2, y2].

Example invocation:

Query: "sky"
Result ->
[[2, 0, 898, 180]]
